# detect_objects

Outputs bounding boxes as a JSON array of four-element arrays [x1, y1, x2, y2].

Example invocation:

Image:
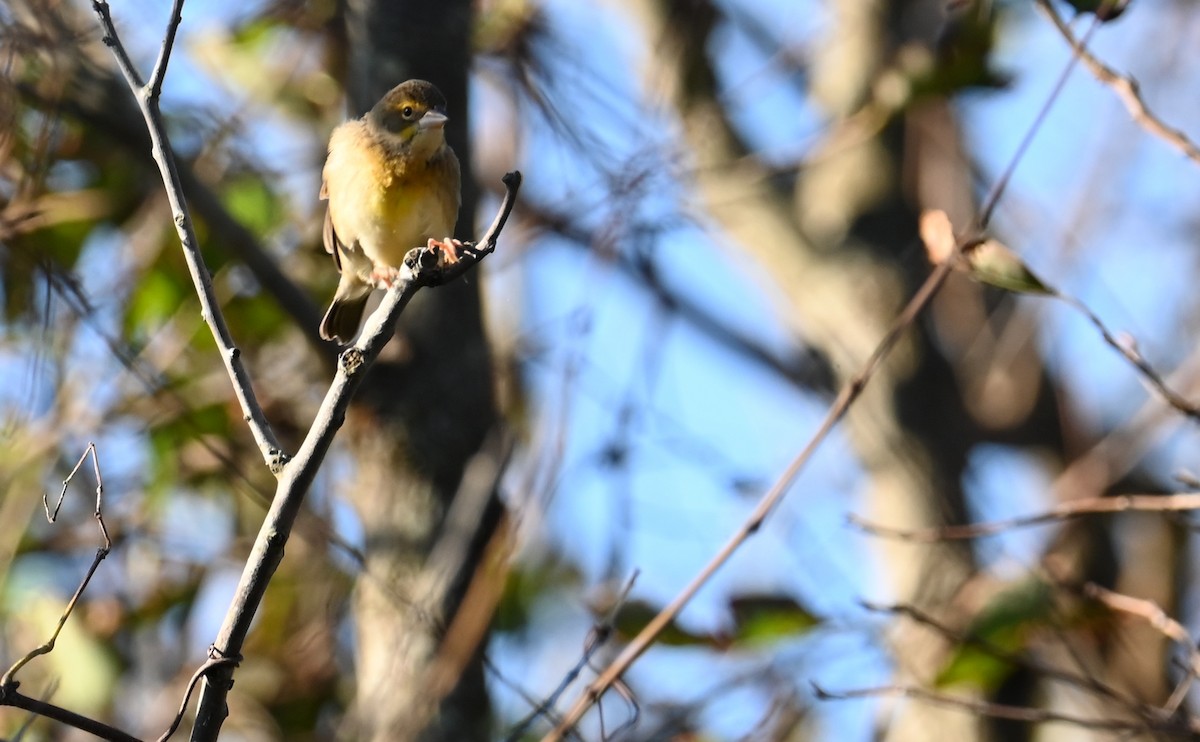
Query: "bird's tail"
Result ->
[[320, 282, 372, 344]]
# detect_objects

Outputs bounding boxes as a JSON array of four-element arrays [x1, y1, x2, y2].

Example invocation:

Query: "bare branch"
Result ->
[[3, 443, 112, 687], [88, 0, 286, 471], [145, 0, 184, 100], [864, 601, 1162, 721], [541, 3, 1125, 730], [0, 444, 130, 741], [544, 243, 964, 739], [1082, 583, 1200, 681], [0, 684, 140, 742], [813, 683, 1196, 736], [89, 0, 144, 92], [507, 571, 639, 741], [1036, 0, 1200, 167], [852, 492, 1200, 542], [85, 4, 521, 737], [1058, 293, 1200, 422]]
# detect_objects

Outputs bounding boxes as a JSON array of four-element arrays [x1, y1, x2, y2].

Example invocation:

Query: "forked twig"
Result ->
[[0, 444, 135, 742], [90, 0, 286, 472], [3, 443, 112, 687], [506, 571, 639, 741], [85, 0, 524, 736]]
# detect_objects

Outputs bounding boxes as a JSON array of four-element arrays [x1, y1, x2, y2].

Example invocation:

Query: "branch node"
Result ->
[[268, 451, 290, 475], [339, 348, 365, 375]]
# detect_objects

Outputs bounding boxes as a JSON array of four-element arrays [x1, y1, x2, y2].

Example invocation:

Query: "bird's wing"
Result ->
[[320, 170, 351, 272], [323, 206, 345, 272]]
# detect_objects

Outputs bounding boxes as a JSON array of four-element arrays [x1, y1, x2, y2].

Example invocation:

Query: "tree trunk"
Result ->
[[334, 1, 496, 739]]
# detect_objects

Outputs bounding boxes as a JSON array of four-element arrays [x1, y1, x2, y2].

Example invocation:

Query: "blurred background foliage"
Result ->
[[2, 0, 1200, 740]]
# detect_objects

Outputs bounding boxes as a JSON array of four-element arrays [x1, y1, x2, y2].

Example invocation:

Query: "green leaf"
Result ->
[[936, 642, 1022, 690], [222, 177, 283, 237], [610, 595, 820, 651], [147, 401, 234, 495], [231, 17, 280, 48], [493, 560, 581, 633], [127, 269, 187, 334], [222, 290, 288, 342], [729, 594, 819, 646], [613, 600, 727, 648], [965, 239, 1055, 296], [937, 579, 1053, 690]]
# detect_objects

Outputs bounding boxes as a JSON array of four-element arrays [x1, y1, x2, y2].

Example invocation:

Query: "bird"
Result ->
[[318, 79, 462, 344]]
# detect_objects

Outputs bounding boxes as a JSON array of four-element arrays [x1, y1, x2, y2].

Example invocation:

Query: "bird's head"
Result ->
[[368, 79, 450, 161]]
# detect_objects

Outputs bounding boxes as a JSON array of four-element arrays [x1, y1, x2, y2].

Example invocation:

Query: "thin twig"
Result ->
[[543, 3, 1117, 731], [977, 14, 1098, 228], [1082, 583, 1200, 681], [1036, 0, 1200, 167], [145, 0, 184, 100], [42, 441, 98, 524], [851, 491, 1200, 542], [155, 654, 240, 742], [1058, 293, 1200, 422], [507, 571, 639, 741], [0, 683, 140, 742], [188, 173, 522, 742], [863, 601, 1166, 723], [89, 0, 286, 472], [1163, 667, 1194, 720], [544, 246, 963, 739], [946, 7, 1200, 424], [3, 444, 112, 687], [812, 682, 1197, 736]]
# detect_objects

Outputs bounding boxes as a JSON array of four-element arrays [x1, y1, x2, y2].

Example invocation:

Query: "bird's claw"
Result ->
[[427, 237, 464, 265]]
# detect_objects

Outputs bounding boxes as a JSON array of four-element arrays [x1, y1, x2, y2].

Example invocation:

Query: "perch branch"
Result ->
[[187, 173, 521, 741]]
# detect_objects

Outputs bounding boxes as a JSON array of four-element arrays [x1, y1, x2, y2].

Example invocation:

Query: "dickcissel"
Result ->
[[319, 79, 462, 344]]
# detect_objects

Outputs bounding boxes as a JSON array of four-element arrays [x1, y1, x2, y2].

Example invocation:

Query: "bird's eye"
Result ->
[[402, 105, 414, 118]]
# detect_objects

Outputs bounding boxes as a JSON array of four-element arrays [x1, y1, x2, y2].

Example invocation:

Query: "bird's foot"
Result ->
[[427, 237, 464, 265], [369, 265, 403, 289]]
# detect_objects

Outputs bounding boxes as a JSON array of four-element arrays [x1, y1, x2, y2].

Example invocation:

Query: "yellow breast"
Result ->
[[324, 121, 458, 268]]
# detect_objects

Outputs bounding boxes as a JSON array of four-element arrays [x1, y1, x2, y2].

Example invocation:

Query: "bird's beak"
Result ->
[[418, 111, 448, 131]]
